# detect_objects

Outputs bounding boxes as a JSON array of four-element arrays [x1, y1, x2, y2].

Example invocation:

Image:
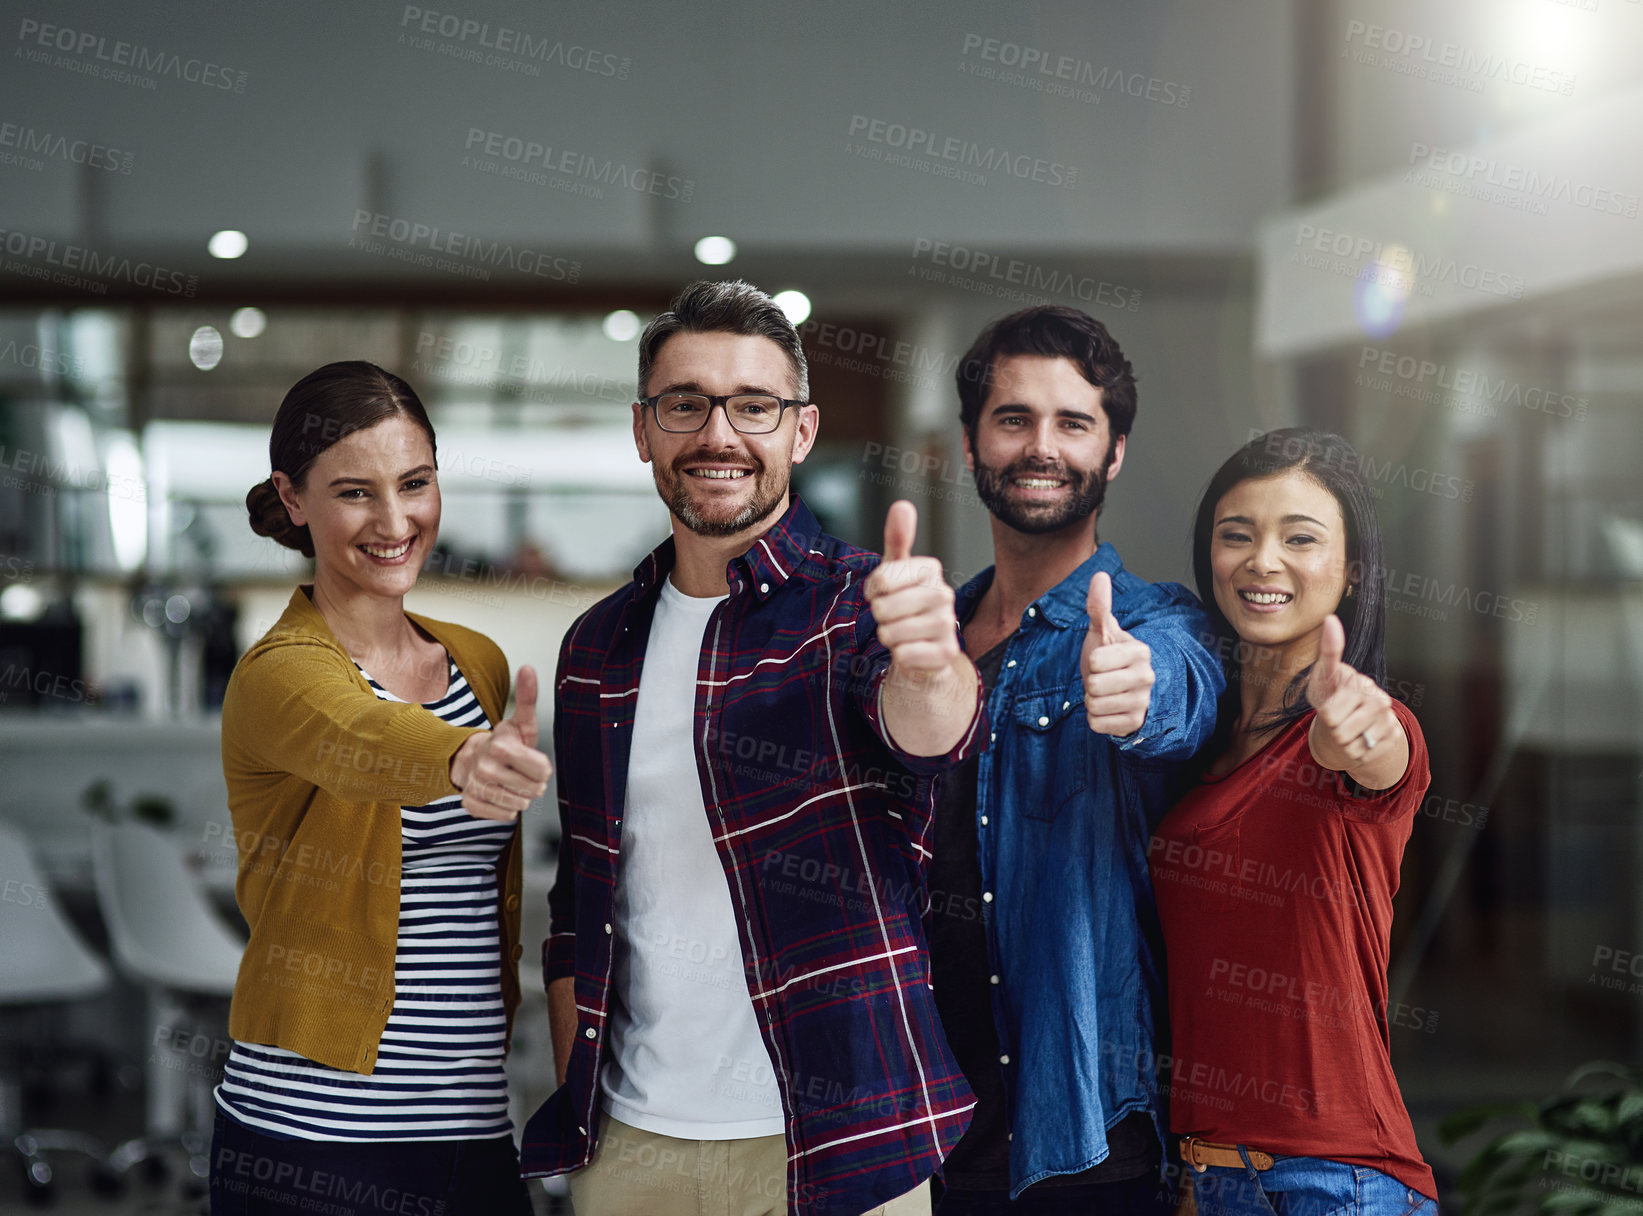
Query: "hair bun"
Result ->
[[246, 477, 314, 558]]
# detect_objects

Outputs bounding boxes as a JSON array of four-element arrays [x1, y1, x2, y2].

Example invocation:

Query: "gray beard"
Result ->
[[662, 466, 788, 539]]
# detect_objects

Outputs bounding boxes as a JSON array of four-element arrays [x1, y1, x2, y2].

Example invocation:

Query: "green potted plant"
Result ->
[[1440, 1062, 1643, 1216], [79, 779, 176, 827]]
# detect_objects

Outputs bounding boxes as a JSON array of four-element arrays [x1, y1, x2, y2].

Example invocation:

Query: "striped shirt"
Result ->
[[216, 659, 516, 1141], [520, 496, 987, 1216]]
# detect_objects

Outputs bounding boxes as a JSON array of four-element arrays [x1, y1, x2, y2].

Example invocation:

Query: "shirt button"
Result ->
[[979, 815, 988, 826], [999, 1054, 1010, 1065], [982, 892, 993, 903], [1037, 716, 1049, 727], [604, 923, 612, 934], [989, 732, 996, 743], [584, 1027, 597, 1039], [1026, 607, 1036, 618], [990, 974, 1000, 985], [1062, 700, 1070, 710], [578, 1125, 587, 1136], [760, 582, 770, 594], [1006, 660, 1016, 668]]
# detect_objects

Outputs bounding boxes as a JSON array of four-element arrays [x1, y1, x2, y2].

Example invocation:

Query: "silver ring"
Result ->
[[1361, 730, 1377, 751]]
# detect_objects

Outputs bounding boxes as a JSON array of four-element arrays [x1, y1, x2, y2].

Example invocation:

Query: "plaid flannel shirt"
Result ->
[[521, 496, 985, 1216]]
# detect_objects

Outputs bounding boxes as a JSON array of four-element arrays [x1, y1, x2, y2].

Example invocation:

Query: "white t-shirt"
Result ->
[[600, 576, 786, 1139]]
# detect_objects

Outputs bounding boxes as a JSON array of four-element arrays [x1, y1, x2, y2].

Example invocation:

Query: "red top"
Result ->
[[1150, 699, 1437, 1200]]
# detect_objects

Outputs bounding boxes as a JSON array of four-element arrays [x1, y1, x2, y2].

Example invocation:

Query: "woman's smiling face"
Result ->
[[275, 414, 439, 601], [1209, 469, 1350, 655]]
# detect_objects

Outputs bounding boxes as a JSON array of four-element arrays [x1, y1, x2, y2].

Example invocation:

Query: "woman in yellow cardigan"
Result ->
[[210, 361, 550, 1216]]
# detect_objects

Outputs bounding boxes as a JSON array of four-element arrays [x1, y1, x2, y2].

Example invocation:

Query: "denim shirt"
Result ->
[[952, 544, 1223, 1197]]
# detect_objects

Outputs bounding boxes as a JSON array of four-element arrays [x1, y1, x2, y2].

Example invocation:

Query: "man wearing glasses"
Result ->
[[522, 280, 985, 1216]]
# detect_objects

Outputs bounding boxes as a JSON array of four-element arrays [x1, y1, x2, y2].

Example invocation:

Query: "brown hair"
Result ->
[[955, 305, 1137, 444], [246, 361, 436, 558]]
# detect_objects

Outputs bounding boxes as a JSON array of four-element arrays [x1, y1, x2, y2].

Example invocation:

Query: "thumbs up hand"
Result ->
[[1080, 570, 1155, 737], [864, 500, 960, 675], [1304, 615, 1400, 772], [451, 665, 553, 822]]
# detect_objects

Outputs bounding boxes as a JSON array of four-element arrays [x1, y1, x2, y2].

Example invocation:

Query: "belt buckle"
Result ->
[[1183, 1136, 1209, 1173]]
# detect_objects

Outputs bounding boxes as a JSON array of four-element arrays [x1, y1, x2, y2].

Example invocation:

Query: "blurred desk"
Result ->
[[0, 715, 229, 887]]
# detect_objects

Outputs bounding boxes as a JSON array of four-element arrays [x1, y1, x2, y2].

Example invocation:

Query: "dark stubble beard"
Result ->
[[660, 452, 791, 539], [972, 447, 1113, 535]]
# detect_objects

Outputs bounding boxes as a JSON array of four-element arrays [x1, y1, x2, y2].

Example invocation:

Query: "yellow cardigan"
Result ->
[[220, 586, 523, 1073]]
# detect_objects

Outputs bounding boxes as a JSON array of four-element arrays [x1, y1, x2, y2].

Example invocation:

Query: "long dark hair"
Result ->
[[246, 361, 436, 558], [1191, 427, 1387, 738]]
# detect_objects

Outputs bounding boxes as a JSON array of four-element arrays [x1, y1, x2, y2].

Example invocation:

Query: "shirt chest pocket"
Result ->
[[1189, 813, 1245, 913], [1009, 689, 1092, 823]]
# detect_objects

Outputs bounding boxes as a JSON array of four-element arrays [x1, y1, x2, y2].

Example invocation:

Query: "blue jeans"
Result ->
[[935, 1170, 1174, 1215], [1191, 1152, 1437, 1216]]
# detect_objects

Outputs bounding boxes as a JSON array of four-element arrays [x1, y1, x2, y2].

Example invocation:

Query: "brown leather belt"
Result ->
[[1179, 1137, 1275, 1172]]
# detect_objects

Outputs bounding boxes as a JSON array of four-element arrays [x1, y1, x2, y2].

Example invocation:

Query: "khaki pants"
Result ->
[[570, 1112, 931, 1216]]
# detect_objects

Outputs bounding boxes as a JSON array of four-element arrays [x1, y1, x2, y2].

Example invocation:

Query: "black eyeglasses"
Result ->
[[640, 393, 809, 434]]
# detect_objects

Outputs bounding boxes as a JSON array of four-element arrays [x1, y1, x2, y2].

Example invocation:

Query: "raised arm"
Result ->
[[226, 639, 487, 806]]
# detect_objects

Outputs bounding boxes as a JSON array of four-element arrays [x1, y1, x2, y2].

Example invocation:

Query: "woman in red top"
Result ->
[[1150, 428, 1438, 1216]]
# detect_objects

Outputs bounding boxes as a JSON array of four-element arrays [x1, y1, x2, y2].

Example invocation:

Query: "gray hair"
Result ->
[[636, 279, 809, 401]]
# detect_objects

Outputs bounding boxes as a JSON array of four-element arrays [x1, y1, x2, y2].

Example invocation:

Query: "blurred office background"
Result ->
[[1, 0, 1641, 1210]]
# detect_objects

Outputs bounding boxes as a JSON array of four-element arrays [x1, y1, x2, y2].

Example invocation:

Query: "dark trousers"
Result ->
[[935, 1170, 1175, 1216], [209, 1108, 535, 1216]]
